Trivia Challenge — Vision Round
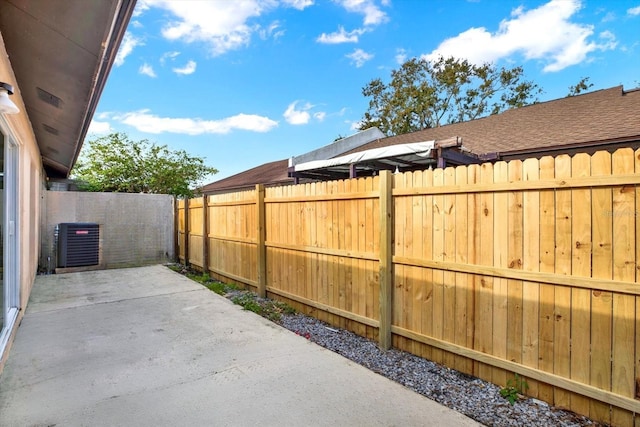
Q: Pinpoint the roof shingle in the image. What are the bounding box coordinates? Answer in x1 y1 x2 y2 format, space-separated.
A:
203 86 640 193
201 159 292 194
345 86 640 158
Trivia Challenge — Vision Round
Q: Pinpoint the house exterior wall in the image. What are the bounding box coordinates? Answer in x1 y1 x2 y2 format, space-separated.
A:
42 192 175 270
0 32 45 371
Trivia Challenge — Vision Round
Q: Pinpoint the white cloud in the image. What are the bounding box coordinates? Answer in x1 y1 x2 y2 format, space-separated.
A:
600 11 615 22
88 120 112 135
131 20 144 28
349 120 363 131
283 101 312 125
173 60 197 75
282 0 314 10
95 111 112 120
628 6 640 16
317 26 365 44
424 0 617 72
115 32 143 67
335 0 388 26
395 48 407 64
260 21 285 40
160 51 181 64
139 63 157 77
144 0 274 56
114 109 278 135
282 101 326 125
346 48 373 67
132 0 151 17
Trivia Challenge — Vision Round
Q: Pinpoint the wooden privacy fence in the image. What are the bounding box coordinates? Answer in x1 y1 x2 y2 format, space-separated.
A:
178 148 640 426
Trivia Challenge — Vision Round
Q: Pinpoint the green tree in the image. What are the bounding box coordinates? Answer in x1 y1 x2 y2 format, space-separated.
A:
359 56 542 136
72 132 217 197
567 77 593 96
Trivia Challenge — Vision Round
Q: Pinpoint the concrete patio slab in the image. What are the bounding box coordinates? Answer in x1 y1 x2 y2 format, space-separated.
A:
0 265 479 426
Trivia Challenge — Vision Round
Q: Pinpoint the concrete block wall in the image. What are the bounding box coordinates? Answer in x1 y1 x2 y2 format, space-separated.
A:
42 192 175 271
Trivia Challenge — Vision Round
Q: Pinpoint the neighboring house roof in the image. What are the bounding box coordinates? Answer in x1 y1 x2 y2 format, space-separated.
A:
204 85 640 191
201 159 293 194
345 86 640 160
0 0 136 178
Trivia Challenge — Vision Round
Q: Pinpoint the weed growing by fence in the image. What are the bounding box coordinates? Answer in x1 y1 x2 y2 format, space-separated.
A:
500 374 529 405
168 264 295 322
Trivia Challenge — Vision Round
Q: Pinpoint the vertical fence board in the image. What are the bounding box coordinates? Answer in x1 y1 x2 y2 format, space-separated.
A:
443 167 457 368
420 169 435 361
188 197 204 268
203 195 209 272
348 179 360 334
401 173 413 350
570 153 592 416
633 149 640 427
538 156 556 404
493 162 509 386
270 188 279 289
337 180 346 329
290 186 299 301
521 158 540 398
367 177 379 340
455 165 471 373
467 164 480 377
554 155 572 409
343 180 353 331
590 150 613 425
298 185 306 298
412 171 424 356
328 181 337 327
177 199 185 263
477 162 494 381
356 178 368 336
507 161 524 376
432 168 445 365
277 188 284 289
257 185 266 297
318 182 329 323
611 149 636 426
392 173 405 350
309 183 318 309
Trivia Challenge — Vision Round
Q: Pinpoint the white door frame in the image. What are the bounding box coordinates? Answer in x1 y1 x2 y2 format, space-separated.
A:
0 122 21 357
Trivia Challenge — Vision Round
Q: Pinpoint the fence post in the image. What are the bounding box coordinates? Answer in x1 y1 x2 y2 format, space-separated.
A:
202 195 209 274
379 170 393 350
173 196 179 263
257 184 267 298
184 197 190 266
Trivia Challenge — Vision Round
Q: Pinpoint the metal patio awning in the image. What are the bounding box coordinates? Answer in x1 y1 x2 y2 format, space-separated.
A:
289 137 480 180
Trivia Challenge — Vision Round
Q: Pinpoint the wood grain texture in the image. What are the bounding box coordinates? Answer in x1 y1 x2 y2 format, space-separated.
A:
184 148 640 425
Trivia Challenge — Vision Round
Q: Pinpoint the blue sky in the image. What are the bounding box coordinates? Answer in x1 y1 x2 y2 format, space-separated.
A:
87 0 640 183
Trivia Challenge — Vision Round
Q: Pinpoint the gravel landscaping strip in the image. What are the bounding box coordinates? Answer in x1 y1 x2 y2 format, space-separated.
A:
276 311 603 427
172 266 605 427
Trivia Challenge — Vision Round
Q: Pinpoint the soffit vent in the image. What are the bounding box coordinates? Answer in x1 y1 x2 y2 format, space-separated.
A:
46 146 60 154
43 124 59 135
36 87 62 108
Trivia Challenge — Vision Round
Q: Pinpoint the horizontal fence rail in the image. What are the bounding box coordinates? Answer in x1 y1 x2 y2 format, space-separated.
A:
177 148 640 427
